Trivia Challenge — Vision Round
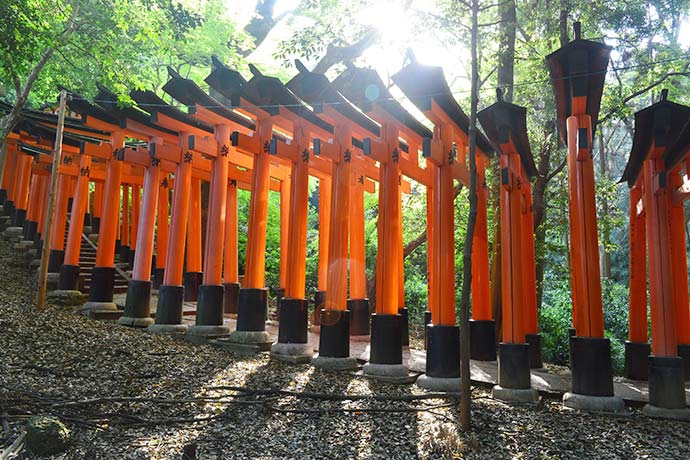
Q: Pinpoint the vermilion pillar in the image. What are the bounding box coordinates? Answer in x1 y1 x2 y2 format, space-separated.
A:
11 153 33 227
58 155 92 291
313 124 357 369
313 176 331 325
120 141 163 327
153 175 170 289
521 169 542 368
189 124 231 338
3 146 18 218
469 159 497 361
223 180 239 314
150 136 193 333
92 182 103 234
348 174 369 336
625 181 649 380
669 168 690 359
22 172 41 242
47 173 70 274
120 184 130 262
279 177 291 296
365 132 407 378
183 177 203 301
272 131 313 360
84 133 124 311
231 119 272 346
128 184 141 269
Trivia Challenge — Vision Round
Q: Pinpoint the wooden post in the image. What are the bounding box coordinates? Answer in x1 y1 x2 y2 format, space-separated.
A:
36 90 67 310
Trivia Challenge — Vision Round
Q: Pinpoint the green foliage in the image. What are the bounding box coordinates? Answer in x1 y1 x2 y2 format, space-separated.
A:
539 278 573 366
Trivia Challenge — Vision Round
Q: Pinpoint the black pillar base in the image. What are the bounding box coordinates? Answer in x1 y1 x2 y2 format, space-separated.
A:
115 239 121 253
399 307 409 346
498 342 531 389
237 288 268 331
123 280 153 319
526 333 544 368
155 284 184 324
0 189 6 205
318 309 350 358
424 311 432 350
223 282 240 314
347 298 370 336
67 197 74 214
470 319 497 361
678 344 690 381
152 268 165 290
370 313 403 365
624 341 650 381
278 298 309 344
183 271 203 301
119 245 130 263
84 212 92 228
425 325 461 378
127 249 136 270
313 290 326 325
12 208 26 227
92 217 101 234
196 284 225 326
58 264 80 291
47 249 65 273
4 200 14 217
570 336 614 396
34 237 42 253
649 355 687 409
23 220 37 241
275 287 285 321
88 267 115 303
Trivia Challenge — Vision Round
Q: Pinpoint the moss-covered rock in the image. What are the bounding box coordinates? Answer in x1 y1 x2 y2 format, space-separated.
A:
25 416 71 456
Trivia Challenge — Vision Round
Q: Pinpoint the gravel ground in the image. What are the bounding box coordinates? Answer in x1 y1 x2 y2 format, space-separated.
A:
0 240 689 459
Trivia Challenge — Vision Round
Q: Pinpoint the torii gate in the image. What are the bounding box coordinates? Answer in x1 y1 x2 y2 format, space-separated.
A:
331 64 433 378
286 60 383 369
546 22 624 412
620 90 690 420
393 54 494 391
479 89 539 403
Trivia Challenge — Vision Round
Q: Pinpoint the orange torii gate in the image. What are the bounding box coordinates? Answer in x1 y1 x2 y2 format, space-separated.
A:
620 90 690 420
393 54 494 390
331 64 432 377
546 22 624 412
285 60 383 369
204 61 345 355
478 89 540 402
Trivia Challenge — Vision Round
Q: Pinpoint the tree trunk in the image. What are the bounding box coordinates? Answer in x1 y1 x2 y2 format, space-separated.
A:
459 0 480 432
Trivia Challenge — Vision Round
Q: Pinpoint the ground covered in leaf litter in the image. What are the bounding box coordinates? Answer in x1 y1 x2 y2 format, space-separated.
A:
0 242 689 459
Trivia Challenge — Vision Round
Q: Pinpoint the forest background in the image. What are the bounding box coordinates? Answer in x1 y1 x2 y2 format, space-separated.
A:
3 0 690 373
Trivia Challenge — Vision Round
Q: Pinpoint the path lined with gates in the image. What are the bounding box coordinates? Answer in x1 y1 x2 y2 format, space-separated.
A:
1 21 690 420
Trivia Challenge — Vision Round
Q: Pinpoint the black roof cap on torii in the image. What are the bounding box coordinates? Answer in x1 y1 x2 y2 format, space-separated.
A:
331 64 432 140
391 52 494 157
620 89 690 187
61 87 121 127
545 22 612 144
478 88 537 178
236 64 334 135
204 55 248 107
286 60 381 138
95 85 178 138
162 67 254 131
129 89 215 134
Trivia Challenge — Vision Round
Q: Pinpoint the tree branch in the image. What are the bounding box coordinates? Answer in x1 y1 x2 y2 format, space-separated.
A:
312 27 381 74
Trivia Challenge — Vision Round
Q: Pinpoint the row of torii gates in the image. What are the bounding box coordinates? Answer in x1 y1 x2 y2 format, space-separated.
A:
1 24 689 419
